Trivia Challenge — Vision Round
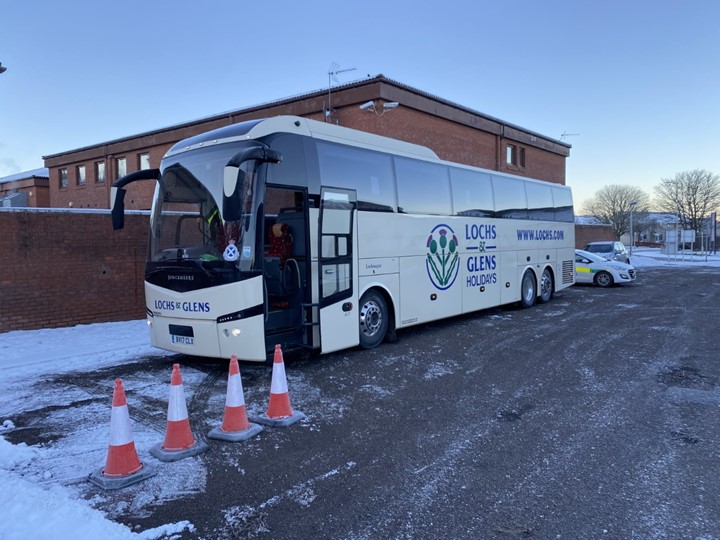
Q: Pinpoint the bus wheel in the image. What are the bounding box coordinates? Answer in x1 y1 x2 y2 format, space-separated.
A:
538 268 553 304
520 270 536 309
359 290 388 349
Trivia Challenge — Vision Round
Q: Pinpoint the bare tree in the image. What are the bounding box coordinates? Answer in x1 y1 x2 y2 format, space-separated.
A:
582 185 651 240
654 170 720 233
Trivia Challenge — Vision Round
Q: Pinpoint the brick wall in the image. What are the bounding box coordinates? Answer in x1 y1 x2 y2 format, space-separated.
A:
0 209 148 333
575 224 616 248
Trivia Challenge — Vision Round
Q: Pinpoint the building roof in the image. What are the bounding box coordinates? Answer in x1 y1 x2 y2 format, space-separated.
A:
43 75 571 160
0 168 49 185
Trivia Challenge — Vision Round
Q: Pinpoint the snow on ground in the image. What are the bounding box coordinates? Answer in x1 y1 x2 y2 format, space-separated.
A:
0 248 718 539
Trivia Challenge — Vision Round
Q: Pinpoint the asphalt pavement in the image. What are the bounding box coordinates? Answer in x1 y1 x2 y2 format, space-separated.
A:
8 266 720 539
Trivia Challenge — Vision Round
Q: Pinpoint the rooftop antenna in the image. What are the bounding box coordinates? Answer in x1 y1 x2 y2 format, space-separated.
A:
560 131 580 141
326 62 356 122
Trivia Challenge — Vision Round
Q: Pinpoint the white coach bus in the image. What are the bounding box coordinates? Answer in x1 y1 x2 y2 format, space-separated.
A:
111 115 575 361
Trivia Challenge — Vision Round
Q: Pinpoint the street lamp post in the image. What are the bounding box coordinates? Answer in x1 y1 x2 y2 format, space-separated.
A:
629 200 638 256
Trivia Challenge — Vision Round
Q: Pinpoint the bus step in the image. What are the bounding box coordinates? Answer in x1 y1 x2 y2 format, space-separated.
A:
301 303 320 327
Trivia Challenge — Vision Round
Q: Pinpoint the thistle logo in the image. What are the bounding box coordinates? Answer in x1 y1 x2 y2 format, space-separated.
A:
426 224 459 290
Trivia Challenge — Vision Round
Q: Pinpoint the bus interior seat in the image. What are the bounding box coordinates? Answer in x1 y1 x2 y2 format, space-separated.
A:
265 221 300 311
275 209 305 258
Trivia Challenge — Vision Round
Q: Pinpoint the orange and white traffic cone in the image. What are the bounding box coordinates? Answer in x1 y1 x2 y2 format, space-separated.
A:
150 363 209 462
89 379 155 490
208 355 263 442
251 345 306 427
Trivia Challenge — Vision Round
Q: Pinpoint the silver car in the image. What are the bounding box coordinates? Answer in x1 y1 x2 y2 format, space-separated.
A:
583 241 631 264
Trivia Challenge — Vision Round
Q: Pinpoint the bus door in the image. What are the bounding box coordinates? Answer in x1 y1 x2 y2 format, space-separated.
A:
263 186 308 351
318 187 359 354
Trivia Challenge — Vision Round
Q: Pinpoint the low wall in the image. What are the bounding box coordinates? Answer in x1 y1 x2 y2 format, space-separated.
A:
0 208 149 333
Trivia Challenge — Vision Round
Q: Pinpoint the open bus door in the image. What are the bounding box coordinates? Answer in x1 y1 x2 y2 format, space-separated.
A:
318 187 359 354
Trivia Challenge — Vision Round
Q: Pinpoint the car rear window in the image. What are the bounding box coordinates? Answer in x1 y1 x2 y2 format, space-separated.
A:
586 244 612 253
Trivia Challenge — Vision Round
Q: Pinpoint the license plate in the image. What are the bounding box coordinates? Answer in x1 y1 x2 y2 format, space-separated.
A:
171 335 194 345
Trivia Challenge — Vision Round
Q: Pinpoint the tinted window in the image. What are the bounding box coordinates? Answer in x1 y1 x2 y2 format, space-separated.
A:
317 141 395 212
552 186 574 222
450 168 494 217
266 134 308 188
492 175 527 219
525 182 554 221
395 157 451 215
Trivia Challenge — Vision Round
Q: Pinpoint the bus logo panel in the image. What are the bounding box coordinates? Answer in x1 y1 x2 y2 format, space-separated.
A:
426 224 459 291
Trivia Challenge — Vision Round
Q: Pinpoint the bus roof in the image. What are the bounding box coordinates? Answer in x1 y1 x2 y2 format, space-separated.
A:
164 115 439 160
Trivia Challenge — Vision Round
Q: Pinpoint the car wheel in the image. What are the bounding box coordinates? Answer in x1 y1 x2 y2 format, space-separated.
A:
594 271 614 288
520 270 536 308
359 290 388 349
538 268 553 304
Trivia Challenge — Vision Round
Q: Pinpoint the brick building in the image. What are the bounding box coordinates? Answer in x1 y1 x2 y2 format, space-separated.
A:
43 75 571 209
0 168 50 207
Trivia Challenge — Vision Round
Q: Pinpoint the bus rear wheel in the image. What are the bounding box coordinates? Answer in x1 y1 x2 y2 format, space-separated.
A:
359 290 388 349
538 268 553 304
520 270 536 309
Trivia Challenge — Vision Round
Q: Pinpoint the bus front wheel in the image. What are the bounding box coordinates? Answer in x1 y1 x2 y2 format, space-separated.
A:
520 270 536 309
359 290 388 349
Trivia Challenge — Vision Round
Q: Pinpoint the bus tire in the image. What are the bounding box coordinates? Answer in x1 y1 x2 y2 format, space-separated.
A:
359 290 388 349
538 267 553 304
520 270 536 309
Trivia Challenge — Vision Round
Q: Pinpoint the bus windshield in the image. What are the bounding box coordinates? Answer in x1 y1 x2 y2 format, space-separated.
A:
149 143 260 274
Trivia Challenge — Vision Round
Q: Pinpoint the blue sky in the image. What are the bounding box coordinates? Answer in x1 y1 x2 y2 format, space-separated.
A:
1 0 718 207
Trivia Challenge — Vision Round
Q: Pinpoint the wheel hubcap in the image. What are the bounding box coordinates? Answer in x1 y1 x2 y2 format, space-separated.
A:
541 273 551 296
523 277 534 302
360 302 382 336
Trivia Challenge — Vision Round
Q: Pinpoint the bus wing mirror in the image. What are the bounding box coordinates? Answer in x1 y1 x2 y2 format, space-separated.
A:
223 165 243 221
111 186 127 230
109 168 160 230
223 146 282 221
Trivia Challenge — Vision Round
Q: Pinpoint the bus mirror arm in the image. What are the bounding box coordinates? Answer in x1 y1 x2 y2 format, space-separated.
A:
110 168 161 230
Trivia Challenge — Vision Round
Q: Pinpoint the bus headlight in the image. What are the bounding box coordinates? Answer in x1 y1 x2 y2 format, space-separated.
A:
223 328 241 337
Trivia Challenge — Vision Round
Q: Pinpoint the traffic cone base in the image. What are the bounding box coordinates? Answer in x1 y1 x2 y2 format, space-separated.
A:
250 409 306 428
149 439 209 462
208 421 263 442
89 463 155 491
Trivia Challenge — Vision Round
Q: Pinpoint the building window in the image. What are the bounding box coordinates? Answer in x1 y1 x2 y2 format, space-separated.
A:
76 165 86 186
506 144 526 169
59 168 68 189
95 161 106 183
117 157 127 179
139 152 150 170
